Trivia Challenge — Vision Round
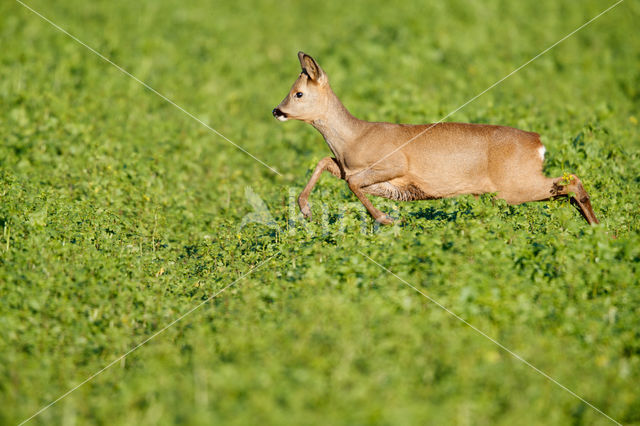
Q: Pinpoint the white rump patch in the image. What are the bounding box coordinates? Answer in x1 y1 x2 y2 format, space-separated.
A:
538 146 546 161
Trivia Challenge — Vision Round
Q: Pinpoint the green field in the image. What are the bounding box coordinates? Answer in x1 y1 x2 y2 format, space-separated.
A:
1 0 639 424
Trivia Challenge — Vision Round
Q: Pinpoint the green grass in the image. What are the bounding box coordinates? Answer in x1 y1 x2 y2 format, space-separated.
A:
1 0 639 424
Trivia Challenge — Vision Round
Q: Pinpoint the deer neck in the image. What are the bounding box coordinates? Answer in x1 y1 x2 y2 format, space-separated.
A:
311 90 362 161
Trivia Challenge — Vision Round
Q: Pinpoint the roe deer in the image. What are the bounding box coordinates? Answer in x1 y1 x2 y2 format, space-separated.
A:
272 52 599 225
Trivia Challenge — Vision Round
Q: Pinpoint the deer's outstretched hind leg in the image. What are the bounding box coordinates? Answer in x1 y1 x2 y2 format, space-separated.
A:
551 174 599 225
499 174 599 225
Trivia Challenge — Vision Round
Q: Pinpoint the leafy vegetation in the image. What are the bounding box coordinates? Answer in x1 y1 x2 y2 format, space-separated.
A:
1 0 639 424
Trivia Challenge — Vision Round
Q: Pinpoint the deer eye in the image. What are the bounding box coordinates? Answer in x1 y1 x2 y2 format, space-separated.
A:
295 92 303 98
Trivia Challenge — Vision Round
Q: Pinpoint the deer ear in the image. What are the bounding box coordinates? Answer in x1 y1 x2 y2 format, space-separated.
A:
298 51 327 85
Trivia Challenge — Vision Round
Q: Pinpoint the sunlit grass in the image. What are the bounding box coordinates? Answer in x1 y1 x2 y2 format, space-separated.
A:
1 0 639 424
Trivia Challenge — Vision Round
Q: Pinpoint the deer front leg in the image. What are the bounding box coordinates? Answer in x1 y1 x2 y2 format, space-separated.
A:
298 157 343 219
347 165 406 225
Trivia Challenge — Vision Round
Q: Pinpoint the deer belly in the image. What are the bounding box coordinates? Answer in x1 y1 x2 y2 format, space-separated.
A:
363 182 435 201
364 174 496 201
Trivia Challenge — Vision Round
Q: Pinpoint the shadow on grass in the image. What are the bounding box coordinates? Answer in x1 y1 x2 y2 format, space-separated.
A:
407 206 475 222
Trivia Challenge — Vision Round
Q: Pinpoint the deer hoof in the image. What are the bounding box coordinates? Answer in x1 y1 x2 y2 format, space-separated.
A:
300 204 312 219
376 214 395 225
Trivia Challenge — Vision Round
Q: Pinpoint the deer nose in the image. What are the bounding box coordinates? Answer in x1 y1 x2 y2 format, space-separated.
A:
272 108 286 118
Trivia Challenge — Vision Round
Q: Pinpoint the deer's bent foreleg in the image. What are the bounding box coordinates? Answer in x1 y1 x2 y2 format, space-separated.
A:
298 157 343 219
347 164 407 225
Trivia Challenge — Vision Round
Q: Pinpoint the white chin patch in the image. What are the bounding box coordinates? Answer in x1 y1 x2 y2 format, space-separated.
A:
277 115 288 122
538 146 546 161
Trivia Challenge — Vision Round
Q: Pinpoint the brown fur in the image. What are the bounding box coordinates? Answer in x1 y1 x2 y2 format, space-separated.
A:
273 52 599 225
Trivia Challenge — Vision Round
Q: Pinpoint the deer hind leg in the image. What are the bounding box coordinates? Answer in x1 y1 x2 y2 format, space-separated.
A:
551 174 599 225
298 157 343 219
499 174 599 225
